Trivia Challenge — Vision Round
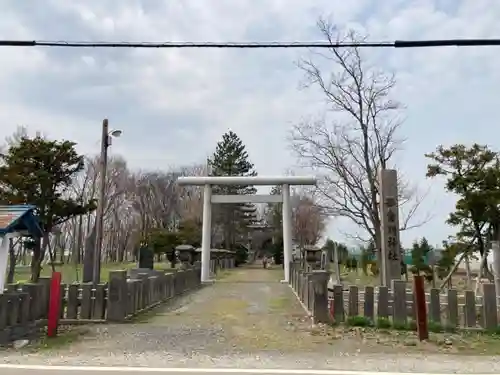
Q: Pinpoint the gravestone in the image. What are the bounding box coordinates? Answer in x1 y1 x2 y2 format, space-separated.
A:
138 244 154 270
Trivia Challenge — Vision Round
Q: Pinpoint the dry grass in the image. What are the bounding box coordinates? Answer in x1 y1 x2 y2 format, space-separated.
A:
13 261 174 284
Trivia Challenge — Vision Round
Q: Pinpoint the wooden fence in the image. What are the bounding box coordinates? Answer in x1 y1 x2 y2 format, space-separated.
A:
289 262 331 323
328 281 500 330
0 257 232 345
289 260 500 331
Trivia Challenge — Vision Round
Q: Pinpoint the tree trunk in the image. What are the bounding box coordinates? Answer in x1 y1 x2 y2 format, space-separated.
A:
30 234 48 282
474 250 489 295
118 244 125 262
373 224 383 285
21 243 27 265
59 235 65 264
7 238 16 284
76 214 84 263
464 254 472 289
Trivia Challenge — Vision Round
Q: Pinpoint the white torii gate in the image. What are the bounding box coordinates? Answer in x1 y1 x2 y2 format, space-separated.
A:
177 176 317 283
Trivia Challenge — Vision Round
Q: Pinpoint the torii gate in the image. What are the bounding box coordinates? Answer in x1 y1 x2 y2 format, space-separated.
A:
177 176 317 283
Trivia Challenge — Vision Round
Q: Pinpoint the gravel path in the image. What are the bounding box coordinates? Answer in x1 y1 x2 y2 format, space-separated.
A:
1 265 499 373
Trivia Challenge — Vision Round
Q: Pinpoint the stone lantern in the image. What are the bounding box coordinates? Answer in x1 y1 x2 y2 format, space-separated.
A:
175 244 196 266
302 245 322 271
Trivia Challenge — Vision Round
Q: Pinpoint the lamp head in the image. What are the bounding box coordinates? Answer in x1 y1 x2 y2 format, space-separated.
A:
110 129 122 137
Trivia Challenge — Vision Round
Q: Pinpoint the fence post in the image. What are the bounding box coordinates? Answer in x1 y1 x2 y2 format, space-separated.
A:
291 262 297 291
482 283 498 330
413 275 428 341
80 283 93 319
297 269 304 297
332 284 344 323
0 294 9 344
348 285 359 317
363 286 375 321
464 290 476 328
107 270 128 322
22 284 38 321
391 280 407 326
38 277 51 319
92 284 106 320
311 270 330 323
429 288 441 324
194 261 201 286
446 289 458 327
47 272 62 337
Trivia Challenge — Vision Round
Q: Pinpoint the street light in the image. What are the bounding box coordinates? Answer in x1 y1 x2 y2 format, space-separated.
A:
109 129 122 138
92 119 123 285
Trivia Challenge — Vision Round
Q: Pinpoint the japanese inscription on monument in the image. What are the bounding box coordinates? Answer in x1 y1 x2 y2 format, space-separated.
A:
385 198 399 261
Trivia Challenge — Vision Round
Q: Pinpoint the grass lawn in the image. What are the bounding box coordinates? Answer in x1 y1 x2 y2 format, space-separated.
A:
12 261 174 284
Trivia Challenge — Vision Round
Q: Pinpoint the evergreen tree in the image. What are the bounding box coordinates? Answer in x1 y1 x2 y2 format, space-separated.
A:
264 185 284 263
0 135 95 281
208 131 257 252
410 237 434 283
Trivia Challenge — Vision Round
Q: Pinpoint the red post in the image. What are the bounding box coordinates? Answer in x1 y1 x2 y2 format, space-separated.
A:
47 271 62 338
413 275 429 341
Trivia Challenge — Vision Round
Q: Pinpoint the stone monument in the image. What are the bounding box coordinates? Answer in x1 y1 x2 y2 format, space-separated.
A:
378 169 402 287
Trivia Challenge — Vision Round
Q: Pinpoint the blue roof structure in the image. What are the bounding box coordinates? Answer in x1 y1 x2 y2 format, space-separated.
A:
0 205 43 237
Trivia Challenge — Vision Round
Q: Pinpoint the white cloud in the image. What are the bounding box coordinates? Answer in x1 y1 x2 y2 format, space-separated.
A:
1 0 499 246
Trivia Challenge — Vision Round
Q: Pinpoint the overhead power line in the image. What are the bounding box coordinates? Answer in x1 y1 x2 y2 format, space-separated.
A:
0 39 499 49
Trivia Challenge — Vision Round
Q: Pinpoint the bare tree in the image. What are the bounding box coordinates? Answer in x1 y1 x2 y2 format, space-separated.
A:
292 193 326 247
264 186 326 247
66 159 201 271
177 164 206 223
290 19 426 254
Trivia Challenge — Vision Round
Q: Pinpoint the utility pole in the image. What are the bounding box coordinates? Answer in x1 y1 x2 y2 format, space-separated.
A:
92 119 110 285
491 224 500 304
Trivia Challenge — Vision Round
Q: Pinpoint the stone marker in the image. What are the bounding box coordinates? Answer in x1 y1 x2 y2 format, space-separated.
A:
378 169 402 287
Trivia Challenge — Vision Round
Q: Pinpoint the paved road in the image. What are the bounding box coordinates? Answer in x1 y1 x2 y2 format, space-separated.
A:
0 364 490 375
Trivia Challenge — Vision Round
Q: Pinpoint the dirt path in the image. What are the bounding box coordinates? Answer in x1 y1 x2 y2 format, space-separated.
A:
16 266 328 357
75 265 326 356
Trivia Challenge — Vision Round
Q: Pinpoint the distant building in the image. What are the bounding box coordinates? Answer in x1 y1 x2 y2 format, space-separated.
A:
456 251 494 272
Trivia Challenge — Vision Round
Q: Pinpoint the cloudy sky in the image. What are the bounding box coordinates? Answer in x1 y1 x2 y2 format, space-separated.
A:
1 0 499 247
